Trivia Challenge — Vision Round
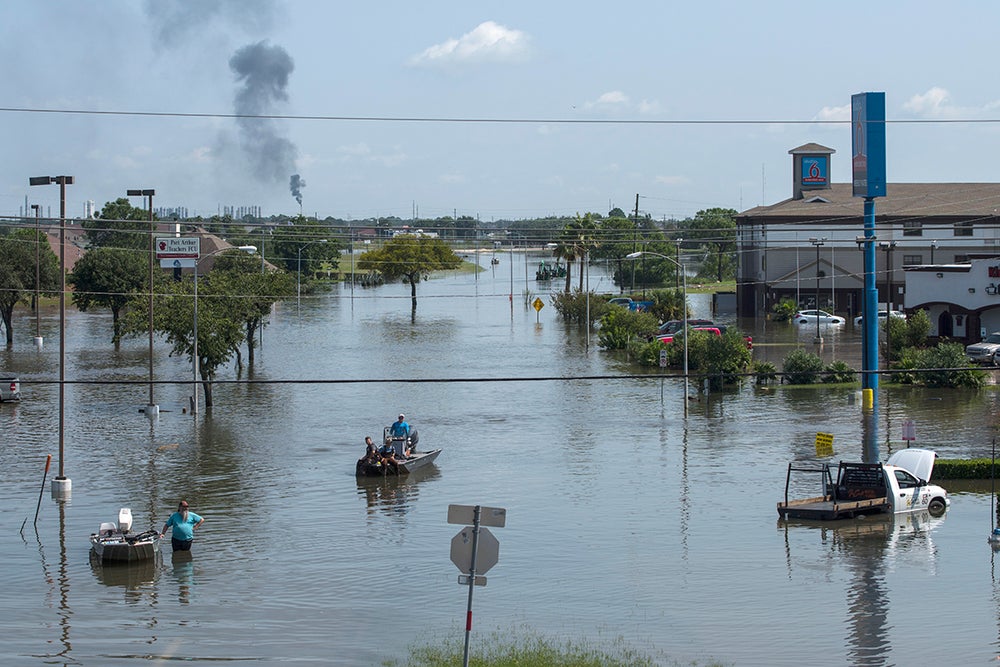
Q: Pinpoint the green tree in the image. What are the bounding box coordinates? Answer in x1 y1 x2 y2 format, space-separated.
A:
268 216 341 276
356 234 462 309
210 252 295 366
679 208 737 282
83 198 155 249
69 246 148 343
0 228 60 345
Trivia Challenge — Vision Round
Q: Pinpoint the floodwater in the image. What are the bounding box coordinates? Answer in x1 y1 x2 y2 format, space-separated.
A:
2 250 1000 666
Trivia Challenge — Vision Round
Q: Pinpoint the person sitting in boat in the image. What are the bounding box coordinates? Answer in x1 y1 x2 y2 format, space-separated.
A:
360 436 379 464
379 438 400 470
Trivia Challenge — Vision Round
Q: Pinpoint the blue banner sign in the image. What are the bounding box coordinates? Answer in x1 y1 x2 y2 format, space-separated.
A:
801 156 829 187
852 92 886 198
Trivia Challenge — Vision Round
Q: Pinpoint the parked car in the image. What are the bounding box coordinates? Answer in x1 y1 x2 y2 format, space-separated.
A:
966 332 1000 365
657 318 715 335
608 297 633 307
793 310 845 326
0 376 21 402
853 310 906 327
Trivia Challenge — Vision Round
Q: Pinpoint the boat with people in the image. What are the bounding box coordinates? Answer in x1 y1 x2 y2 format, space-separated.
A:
89 508 161 563
355 423 441 477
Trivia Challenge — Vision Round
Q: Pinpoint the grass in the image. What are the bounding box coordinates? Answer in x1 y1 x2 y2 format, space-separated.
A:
381 627 729 667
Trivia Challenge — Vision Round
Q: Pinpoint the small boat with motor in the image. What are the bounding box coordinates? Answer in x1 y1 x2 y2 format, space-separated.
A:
89 508 161 563
356 425 441 477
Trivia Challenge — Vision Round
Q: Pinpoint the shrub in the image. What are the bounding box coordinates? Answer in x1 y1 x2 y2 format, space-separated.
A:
782 349 825 384
551 290 610 325
822 360 856 384
770 298 798 322
597 306 660 350
752 359 777 384
893 342 987 388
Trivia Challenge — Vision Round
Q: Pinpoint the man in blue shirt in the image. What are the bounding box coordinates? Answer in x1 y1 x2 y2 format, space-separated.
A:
390 414 410 438
160 500 204 552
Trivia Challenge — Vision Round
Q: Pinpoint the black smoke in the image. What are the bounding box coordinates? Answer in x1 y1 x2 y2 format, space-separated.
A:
290 174 305 206
229 41 299 189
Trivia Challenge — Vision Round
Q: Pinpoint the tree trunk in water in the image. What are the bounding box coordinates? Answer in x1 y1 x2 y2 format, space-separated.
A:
409 277 418 309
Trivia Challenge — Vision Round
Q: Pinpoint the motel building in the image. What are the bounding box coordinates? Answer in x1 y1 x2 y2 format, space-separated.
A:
736 143 1000 343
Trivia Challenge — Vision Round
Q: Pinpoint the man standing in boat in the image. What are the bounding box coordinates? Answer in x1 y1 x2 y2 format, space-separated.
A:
390 413 413 456
160 500 204 552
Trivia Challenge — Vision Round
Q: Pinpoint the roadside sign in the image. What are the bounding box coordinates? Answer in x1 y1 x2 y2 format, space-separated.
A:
155 236 200 259
450 526 499 574
448 504 506 527
815 432 834 457
659 349 668 368
902 420 916 441
160 258 195 269
532 297 544 312
458 575 487 587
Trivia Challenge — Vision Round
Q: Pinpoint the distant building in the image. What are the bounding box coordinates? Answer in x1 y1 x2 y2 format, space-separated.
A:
736 142 1000 342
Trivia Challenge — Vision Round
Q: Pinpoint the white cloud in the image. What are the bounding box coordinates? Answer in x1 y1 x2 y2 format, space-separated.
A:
902 87 968 118
814 104 850 122
585 90 629 109
409 21 530 67
338 142 372 157
188 146 212 163
637 99 661 114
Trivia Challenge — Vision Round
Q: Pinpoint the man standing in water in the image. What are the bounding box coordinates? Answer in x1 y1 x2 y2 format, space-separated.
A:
161 500 204 552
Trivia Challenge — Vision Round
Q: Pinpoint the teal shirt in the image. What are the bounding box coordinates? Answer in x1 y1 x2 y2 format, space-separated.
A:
164 511 202 541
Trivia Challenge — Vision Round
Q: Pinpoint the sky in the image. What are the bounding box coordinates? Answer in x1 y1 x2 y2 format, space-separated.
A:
4 1 1000 224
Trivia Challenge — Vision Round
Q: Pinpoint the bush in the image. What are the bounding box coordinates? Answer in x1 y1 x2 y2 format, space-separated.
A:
893 342 987 388
770 298 798 322
934 458 998 480
782 349 825 384
597 306 660 350
701 329 753 389
752 360 777 384
551 290 610 325
822 360 856 384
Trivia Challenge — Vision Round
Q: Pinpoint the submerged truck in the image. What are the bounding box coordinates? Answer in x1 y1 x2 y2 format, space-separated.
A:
777 448 949 520
0 376 19 402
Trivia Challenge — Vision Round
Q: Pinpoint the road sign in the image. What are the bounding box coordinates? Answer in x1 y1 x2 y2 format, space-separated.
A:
155 236 200 259
458 574 487 586
451 526 499 574
532 297 544 312
814 432 834 457
448 504 506 527
902 420 916 441
659 349 668 368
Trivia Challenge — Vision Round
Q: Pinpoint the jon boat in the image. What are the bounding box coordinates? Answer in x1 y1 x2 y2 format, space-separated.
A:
89 508 161 563
356 426 441 477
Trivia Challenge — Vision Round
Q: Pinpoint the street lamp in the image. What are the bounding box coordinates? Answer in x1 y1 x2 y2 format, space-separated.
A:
809 238 826 345
126 188 157 417
297 239 328 309
30 203 42 347
29 175 73 499
626 250 688 417
192 245 257 415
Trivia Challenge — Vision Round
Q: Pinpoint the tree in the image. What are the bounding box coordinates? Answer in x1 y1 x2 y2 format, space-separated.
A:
0 228 60 346
83 198 155 249
69 247 148 343
356 235 462 309
211 252 295 366
679 208 737 282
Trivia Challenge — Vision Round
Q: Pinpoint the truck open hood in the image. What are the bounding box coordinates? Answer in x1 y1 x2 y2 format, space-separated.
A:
886 448 937 482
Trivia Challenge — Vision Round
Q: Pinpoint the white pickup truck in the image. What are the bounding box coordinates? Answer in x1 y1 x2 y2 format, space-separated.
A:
778 448 950 520
0 376 20 402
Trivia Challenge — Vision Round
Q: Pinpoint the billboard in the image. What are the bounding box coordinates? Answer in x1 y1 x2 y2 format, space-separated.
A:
851 92 886 198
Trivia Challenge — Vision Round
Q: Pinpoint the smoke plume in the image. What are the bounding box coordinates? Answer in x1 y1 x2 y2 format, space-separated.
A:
290 174 306 206
229 41 299 187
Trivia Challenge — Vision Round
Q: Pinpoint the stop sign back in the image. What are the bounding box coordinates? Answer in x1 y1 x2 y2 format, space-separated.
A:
450 526 499 575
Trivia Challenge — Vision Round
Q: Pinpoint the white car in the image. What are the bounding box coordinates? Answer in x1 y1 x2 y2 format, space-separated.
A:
966 332 1000 365
793 309 845 326
853 310 906 327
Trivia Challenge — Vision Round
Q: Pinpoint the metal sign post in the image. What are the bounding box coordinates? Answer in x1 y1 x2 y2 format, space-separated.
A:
448 504 506 667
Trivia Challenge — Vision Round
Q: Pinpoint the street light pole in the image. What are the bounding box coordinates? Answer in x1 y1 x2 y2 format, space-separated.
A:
297 239 328 310
29 175 73 499
626 251 688 417
880 240 897 364
127 188 157 417
192 245 257 415
809 238 826 345
30 204 42 347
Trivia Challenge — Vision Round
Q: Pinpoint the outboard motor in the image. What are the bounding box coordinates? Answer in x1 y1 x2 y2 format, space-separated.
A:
409 429 419 448
117 508 133 533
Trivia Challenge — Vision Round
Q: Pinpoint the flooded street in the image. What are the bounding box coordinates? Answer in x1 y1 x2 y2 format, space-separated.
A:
2 250 1000 666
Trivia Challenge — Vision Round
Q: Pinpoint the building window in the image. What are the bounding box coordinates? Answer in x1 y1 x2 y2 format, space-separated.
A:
954 254 969 263
954 221 974 236
902 254 922 266
903 220 923 236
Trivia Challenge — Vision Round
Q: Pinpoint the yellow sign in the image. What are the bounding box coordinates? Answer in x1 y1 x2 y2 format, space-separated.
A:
814 432 834 457
532 297 544 312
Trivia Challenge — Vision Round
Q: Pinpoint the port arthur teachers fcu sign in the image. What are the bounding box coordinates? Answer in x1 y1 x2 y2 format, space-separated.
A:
156 237 200 268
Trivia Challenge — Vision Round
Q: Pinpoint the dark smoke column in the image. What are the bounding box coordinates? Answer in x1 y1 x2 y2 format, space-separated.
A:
229 41 300 191
290 173 306 210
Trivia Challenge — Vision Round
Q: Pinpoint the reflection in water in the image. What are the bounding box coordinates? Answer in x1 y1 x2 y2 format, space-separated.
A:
356 465 441 520
170 551 195 605
90 552 160 604
781 511 945 666
55 501 71 662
